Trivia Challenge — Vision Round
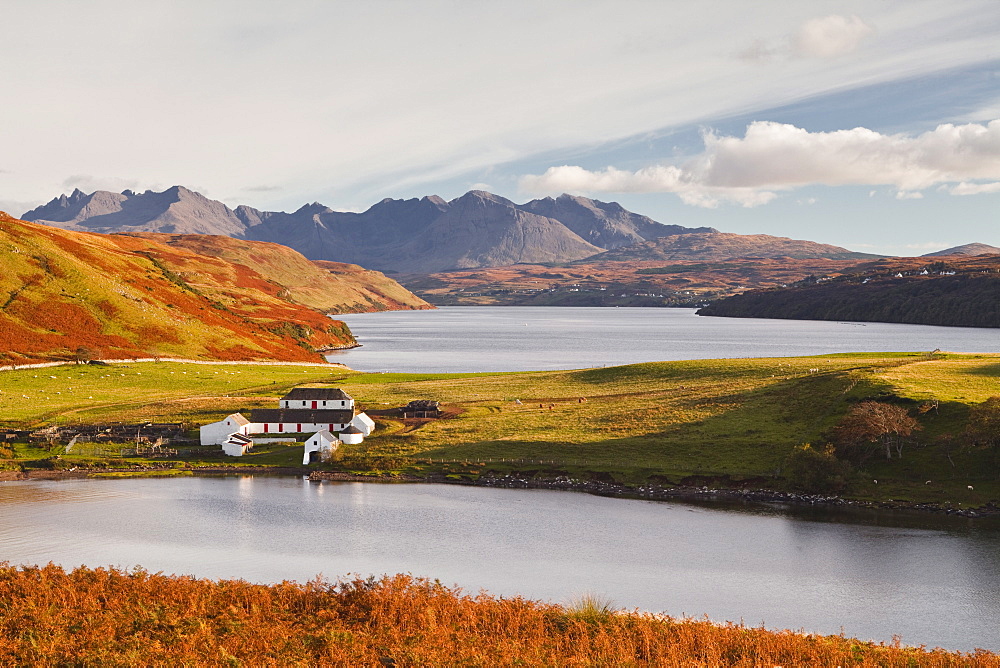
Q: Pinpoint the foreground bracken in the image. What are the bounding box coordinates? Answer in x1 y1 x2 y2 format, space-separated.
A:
0 564 993 666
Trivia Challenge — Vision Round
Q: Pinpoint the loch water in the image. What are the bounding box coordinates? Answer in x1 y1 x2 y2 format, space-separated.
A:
327 306 1000 372
0 477 997 652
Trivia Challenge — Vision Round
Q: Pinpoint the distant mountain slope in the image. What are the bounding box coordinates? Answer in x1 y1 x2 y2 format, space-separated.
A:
126 234 431 313
698 256 1000 328
923 242 1000 257
521 193 715 249
23 186 247 236
0 212 408 363
383 191 605 272
24 187 714 273
585 232 877 262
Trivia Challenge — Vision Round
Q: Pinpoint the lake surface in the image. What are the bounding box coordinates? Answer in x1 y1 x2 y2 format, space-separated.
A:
328 307 1000 372
0 477 997 651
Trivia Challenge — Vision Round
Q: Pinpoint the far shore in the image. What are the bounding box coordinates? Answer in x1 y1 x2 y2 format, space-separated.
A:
0 357 354 373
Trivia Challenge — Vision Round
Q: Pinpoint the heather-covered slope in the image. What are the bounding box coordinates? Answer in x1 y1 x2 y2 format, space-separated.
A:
0 213 359 363
126 233 431 313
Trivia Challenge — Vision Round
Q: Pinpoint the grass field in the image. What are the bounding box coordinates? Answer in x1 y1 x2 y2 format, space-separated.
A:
2 353 998 504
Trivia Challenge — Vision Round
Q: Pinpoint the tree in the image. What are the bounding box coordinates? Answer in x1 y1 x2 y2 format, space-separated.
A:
74 346 96 364
833 401 920 461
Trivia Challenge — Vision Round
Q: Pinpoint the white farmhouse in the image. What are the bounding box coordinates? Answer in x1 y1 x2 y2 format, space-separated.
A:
303 430 340 465
280 387 353 410
200 387 375 457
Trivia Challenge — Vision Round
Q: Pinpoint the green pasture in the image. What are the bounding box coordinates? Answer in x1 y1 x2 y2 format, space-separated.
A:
1 353 998 504
0 362 359 426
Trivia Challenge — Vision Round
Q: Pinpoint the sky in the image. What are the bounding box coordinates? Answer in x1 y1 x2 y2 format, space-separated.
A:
2 0 998 255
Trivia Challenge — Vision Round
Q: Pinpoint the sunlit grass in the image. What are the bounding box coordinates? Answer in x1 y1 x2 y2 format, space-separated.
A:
0 361 359 426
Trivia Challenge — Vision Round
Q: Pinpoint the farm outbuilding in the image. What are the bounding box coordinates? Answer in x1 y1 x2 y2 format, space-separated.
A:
402 400 441 418
303 430 340 464
222 432 254 457
200 413 251 446
338 424 363 445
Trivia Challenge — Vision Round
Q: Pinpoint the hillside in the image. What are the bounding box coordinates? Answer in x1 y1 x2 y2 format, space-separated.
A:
400 257 870 306
24 187 715 273
587 232 876 262
398 230 876 306
0 212 415 363
923 242 1000 257
697 256 1000 328
126 234 431 314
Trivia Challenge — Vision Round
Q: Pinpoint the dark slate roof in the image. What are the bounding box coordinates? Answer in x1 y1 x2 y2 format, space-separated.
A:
340 425 363 434
282 387 353 402
250 409 354 424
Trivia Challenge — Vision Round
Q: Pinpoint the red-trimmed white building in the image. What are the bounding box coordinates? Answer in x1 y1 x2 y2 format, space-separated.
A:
200 388 374 451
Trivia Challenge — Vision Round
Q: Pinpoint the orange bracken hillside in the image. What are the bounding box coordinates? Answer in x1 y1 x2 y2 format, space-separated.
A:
0 566 992 666
128 234 432 314
0 212 422 364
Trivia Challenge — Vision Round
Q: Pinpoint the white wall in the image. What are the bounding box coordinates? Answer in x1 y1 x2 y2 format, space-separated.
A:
351 412 375 436
200 415 248 445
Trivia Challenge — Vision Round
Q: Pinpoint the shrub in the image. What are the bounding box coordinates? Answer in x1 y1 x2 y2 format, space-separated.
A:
785 444 850 493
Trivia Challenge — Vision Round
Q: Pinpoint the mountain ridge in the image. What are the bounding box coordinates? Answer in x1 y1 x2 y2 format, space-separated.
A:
23 187 717 273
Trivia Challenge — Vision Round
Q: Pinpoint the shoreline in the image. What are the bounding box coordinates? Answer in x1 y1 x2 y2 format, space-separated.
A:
4 466 996 519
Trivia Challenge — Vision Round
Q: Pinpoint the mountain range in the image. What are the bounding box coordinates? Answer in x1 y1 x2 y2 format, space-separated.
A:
23 187 718 273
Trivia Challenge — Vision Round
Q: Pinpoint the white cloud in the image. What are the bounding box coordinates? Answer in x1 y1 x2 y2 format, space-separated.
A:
0 2 997 212
520 120 1000 207
949 181 1000 195
792 15 874 58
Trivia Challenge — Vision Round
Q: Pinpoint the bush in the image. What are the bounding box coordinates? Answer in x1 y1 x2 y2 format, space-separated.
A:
785 444 850 494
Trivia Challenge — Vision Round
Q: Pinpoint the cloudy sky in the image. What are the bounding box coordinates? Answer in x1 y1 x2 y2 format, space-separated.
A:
2 0 998 255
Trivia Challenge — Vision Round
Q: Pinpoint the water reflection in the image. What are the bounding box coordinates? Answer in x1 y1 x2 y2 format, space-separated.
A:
0 476 996 652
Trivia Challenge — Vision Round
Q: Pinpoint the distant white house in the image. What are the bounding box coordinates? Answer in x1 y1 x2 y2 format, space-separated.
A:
303 430 340 465
200 387 375 457
222 432 254 457
280 387 353 410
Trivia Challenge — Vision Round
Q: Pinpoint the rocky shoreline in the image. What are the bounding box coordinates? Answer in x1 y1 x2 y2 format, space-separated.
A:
4 467 996 518
312 470 999 519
